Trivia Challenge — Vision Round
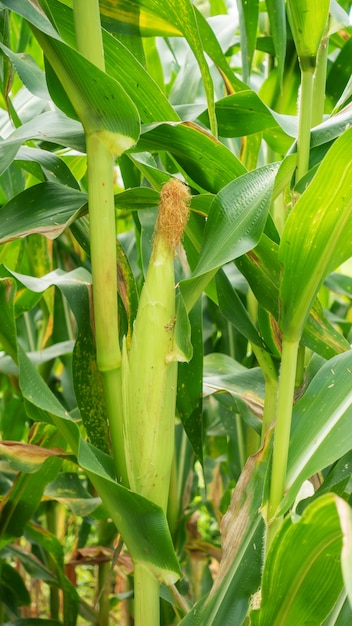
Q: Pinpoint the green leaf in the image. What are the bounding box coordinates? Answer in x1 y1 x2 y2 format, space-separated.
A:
5 544 57 584
0 563 30 611
336 498 352 611
180 163 280 312
0 424 64 547
279 128 352 342
138 121 246 193
15 146 80 188
0 110 85 176
193 163 279 277
280 350 352 514
98 0 246 97
0 440 65 475
216 267 266 349
7 0 140 152
44 0 179 124
236 0 259 82
0 0 60 39
203 353 264 426
236 235 350 359
266 0 286 87
286 0 330 66
44 472 101 517
33 30 140 154
0 43 50 100
25 522 79 626
180 433 272 625
0 182 87 244
198 91 280 137
250 494 344 625
99 0 182 36
177 300 203 463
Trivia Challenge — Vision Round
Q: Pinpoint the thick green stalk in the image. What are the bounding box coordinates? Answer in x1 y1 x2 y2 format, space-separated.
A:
85 133 120 372
134 564 160 626
98 561 110 626
267 338 299 543
72 1 127 483
73 0 105 69
296 65 315 182
251 344 278 442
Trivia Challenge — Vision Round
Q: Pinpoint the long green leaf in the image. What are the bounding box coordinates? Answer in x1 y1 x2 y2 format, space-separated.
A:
250 494 344 625
5 0 140 153
180 164 279 311
15 146 80 189
0 110 85 177
0 43 50 101
265 0 286 87
0 182 87 244
236 235 350 359
203 353 264 427
336 498 352 611
279 128 352 341
25 523 79 626
138 121 246 193
33 30 140 153
236 0 259 82
193 163 279 278
46 0 179 124
280 350 352 514
216 268 266 349
177 300 204 463
98 0 246 95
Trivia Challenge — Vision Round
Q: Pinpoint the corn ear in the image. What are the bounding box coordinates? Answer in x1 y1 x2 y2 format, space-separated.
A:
122 179 190 511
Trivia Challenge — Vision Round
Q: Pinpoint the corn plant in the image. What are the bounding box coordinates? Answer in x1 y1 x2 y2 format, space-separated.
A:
0 0 352 624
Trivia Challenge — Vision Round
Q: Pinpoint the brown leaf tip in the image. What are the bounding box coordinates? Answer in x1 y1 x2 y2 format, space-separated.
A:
156 179 191 251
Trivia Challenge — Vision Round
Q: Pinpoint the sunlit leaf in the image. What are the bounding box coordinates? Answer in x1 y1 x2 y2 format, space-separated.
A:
138 121 246 193
280 128 352 341
5 0 140 154
336 498 352 611
0 182 87 244
44 0 179 124
0 110 85 176
203 353 264 424
0 43 50 101
280 350 352 514
251 494 344 625
266 0 286 87
236 0 259 81
193 163 279 278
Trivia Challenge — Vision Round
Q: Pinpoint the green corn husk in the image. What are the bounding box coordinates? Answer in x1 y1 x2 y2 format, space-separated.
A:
121 179 190 511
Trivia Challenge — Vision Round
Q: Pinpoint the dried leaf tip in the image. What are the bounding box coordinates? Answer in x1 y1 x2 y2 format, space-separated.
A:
156 179 191 251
